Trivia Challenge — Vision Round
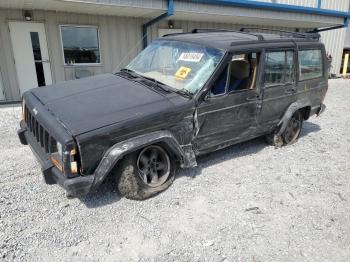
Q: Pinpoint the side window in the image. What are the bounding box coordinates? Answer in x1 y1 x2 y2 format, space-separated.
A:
210 65 229 96
227 52 260 92
210 52 260 96
265 52 284 86
285 51 295 83
264 50 295 87
299 49 323 80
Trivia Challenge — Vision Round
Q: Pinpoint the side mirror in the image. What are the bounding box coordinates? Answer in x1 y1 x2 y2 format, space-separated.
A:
199 91 210 102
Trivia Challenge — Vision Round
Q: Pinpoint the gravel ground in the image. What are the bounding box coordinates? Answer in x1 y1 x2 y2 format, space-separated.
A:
1 79 350 262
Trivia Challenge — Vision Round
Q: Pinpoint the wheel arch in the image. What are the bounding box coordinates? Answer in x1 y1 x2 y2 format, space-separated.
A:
90 131 196 190
299 106 311 120
277 100 310 136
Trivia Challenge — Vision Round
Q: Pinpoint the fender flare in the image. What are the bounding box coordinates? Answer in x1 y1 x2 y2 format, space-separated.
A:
276 100 311 136
91 130 196 189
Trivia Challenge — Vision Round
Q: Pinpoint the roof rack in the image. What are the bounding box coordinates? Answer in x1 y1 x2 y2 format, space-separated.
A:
240 27 320 40
191 28 264 40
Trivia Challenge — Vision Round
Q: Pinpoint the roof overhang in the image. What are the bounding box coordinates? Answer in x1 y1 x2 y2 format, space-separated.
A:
0 0 165 18
0 0 348 28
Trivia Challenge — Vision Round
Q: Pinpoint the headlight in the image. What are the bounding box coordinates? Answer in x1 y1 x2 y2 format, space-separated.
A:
50 142 79 175
57 142 63 158
21 99 26 121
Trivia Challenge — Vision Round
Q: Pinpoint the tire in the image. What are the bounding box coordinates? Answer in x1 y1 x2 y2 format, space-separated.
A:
115 145 176 200
282 110 303 145
265 110 303 147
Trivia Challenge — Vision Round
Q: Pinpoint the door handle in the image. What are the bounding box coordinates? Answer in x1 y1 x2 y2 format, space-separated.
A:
285 88 296 94
34 59 50 63
246 95 260 101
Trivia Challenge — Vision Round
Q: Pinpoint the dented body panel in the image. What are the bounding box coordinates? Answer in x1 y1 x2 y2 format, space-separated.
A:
18 31 328 197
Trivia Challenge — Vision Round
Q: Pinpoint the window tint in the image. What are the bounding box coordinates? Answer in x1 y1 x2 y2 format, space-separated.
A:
211 65 228 96
264 51 295 86
210 52 260 96
285 51 295 83
227 52 259 92
60 26 100 65
299 49 323 80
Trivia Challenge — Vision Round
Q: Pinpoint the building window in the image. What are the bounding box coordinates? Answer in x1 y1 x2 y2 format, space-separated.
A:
264 50 295 86
299 49 323 80
60 25 101 65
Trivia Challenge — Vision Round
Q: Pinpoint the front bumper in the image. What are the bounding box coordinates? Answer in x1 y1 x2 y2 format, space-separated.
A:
317 104 326 116
17 121 94 197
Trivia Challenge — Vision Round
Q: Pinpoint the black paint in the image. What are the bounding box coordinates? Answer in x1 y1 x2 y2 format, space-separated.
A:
19 31 328 197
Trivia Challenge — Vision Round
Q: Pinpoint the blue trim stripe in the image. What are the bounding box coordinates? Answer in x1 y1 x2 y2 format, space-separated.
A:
143 0 349 48
192 0 350 18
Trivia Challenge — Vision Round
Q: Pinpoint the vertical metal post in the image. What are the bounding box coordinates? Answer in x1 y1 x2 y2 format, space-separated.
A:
142 0 174 49
342 53 349 78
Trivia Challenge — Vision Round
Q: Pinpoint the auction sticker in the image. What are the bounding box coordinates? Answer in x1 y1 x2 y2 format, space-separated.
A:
175 66 192 80
179 52 204 62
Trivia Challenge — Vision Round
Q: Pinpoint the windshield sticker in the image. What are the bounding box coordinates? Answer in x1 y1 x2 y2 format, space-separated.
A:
178 52 204 63
175 66 192 80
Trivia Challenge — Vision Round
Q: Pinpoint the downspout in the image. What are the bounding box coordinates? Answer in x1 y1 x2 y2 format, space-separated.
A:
142 0 174 49
317 0 322 9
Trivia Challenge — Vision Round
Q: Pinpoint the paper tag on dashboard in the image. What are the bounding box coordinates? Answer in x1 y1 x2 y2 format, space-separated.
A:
175 66 192 80
179 52 204 62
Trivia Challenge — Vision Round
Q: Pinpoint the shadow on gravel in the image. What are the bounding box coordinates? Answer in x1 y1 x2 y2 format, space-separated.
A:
79 176 121 208
79 121 321 208
300 121 321 138
177 137 267 179
178 121 321 179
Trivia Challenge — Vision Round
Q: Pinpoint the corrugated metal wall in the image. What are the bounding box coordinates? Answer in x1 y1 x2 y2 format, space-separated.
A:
0 1 348 100
321 0 349 12
256 0 315 7
0 9 144 100
321 28 347 75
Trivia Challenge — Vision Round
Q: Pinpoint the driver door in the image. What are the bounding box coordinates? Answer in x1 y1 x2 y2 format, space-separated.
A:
194 51 262 153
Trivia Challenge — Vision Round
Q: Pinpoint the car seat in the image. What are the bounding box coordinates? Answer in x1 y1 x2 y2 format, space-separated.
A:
228 60 250 92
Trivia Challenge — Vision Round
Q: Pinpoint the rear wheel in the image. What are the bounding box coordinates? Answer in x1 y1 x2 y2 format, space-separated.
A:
265 110 303 147
116 145 176 200
282 111 303 145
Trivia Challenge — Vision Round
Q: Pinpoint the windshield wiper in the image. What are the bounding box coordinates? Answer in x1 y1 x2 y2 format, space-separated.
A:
120 69 191 97
175 89 193 99
119 68 138 77
135 74 171 93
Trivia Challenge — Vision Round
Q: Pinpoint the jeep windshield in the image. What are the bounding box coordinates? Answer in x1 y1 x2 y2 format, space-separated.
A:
124 40 224 95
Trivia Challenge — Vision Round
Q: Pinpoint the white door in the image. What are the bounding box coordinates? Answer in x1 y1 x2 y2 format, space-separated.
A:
9 22 52 95
0 71 4 100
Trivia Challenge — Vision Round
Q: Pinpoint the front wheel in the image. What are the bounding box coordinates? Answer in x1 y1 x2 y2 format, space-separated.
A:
115 145 176 200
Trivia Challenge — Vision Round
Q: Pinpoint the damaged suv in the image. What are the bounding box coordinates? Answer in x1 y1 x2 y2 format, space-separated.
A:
18 29 327 200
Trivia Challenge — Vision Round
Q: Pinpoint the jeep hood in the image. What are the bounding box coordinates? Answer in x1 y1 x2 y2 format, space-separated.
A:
30 74 176 136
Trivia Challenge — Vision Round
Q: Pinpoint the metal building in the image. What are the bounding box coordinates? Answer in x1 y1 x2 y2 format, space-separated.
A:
0 0 349 103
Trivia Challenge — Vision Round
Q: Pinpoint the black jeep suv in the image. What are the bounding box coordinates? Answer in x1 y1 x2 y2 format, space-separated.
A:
18 29 327 200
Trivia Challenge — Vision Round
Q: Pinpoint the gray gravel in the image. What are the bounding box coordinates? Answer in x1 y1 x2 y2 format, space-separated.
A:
1 79 350 261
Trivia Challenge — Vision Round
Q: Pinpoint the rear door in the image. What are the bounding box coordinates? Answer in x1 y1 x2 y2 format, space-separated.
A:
260 49 297 128
296 46 327 111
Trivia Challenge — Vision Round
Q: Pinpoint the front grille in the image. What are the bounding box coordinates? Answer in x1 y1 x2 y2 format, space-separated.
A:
24 105 57 154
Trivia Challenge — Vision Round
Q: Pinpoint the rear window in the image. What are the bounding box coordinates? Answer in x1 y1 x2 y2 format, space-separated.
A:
264 50 295 87
298 49 323 80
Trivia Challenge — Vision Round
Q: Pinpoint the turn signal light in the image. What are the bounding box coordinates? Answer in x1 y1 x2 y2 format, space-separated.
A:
70 149 78 174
